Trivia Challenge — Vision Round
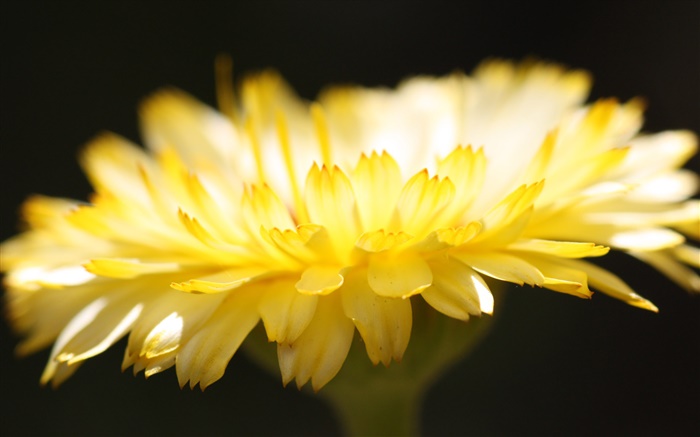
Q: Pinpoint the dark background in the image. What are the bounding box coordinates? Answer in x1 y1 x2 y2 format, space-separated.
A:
1 1 699 436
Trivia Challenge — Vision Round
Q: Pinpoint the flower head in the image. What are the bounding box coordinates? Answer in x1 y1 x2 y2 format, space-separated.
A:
2 58 698 391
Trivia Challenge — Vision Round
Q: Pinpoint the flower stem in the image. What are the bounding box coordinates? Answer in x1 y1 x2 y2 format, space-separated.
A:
322 299 496 436
324 373 423 437
243 293 501 436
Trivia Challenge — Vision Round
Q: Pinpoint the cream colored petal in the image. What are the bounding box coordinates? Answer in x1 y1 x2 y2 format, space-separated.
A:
144 353 177 378
5 265 96 290
8 281 109 356
125 291 224 366
175 290 260 390
627 170 699 203
673 245 700 269
341 270 412 366
422 258 486 320
464 61 592 214
277 292 354 391
632 250 700 293
367 252 433 298
608 228 685 251
60 303 143 365
579 200 700 228
295 265 344 295
48 361 83 389
258 278 318 343
79 133 154 203
616 130 697 181
140 89 240 168
452 251 544 286
41 297 109 385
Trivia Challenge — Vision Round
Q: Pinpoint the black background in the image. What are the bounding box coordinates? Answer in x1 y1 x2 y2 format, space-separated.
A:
1 1 699 436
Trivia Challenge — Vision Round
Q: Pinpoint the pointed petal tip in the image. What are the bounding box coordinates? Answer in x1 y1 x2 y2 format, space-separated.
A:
632 299 659 313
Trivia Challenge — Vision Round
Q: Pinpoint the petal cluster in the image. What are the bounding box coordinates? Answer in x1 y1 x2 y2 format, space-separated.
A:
2 59 697 391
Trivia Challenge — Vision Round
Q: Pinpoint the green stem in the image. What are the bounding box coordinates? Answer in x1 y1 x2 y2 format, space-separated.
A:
325 375 422 437
321 299 496 436
243 288 503 436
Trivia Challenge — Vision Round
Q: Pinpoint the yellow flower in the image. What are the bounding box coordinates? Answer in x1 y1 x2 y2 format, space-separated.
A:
2 59 697 391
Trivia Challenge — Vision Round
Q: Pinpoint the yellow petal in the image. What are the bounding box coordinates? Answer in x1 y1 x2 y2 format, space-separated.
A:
19 195 82 229
478 182 544 236
562 259 658 312
435 146 487 222
242 184 296 232
509 239 609 258
277 292 354 391
295 265 344 295
258 278 318 343
523 255 592 298
541 147 630 205
355 229 413 253
305 164 361 252
341 270 412 366
452 251 544 286
266 224 333 265
84 258 180 279
522 130 557 183
422 258 487 320
171 268 266 294
352 151 403 230
367 252 433 298
176 290 260 390
125 291 223 367
395 170 455 235
410 222 482 252
141 312 183 359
